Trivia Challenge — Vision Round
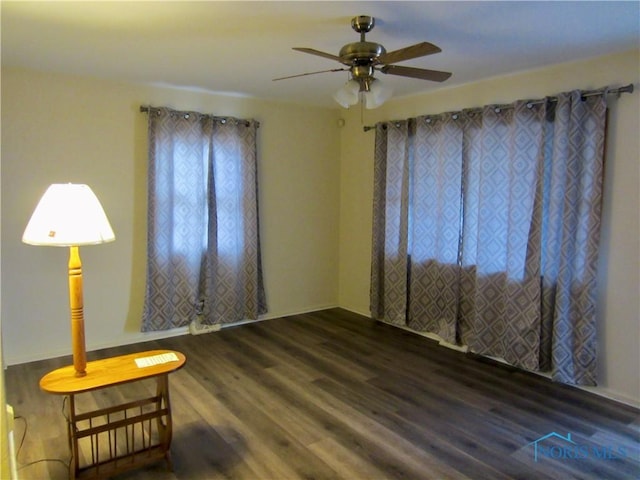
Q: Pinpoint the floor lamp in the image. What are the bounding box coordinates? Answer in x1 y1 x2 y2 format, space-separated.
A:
22 184 115 377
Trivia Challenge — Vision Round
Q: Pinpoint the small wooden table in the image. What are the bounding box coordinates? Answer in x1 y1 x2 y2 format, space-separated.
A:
40 349 186 480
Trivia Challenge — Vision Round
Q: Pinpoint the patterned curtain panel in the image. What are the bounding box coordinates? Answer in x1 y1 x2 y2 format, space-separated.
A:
408 114 464 343
458 101 546 371
142 107 266 331
200 119 267 325
370 91 606 385
370 121 411 326
540 92 606 385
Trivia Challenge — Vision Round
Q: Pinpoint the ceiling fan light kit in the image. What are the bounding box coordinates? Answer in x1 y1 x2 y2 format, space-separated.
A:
364 78 393 109
333 79 360 108
333 76 393 109
275 15 452 109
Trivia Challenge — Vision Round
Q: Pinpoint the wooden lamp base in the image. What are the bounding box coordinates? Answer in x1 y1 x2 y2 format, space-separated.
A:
68 245 87 377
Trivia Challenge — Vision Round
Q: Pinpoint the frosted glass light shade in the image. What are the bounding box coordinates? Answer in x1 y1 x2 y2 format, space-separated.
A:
22 184 115 246
364 79 393 109
333 79 360 108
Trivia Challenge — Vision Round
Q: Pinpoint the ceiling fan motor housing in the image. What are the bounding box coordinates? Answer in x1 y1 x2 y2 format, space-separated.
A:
340 15 385 66
339 42 386 66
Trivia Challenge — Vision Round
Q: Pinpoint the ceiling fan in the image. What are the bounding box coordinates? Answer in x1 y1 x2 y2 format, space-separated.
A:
274 15 452 109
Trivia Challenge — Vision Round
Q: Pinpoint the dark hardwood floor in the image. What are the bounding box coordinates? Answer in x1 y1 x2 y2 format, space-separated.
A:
6 308 639 479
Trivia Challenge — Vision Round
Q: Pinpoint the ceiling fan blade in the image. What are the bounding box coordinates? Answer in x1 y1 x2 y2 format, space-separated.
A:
377 42 441 65
273 68 347 81
292 47 342 63
380 64 452 82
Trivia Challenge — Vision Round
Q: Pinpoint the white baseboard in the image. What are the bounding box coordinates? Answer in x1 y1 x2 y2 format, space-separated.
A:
5 305 340 366
335 306 640 409
5 327 189 366
8 304 638 409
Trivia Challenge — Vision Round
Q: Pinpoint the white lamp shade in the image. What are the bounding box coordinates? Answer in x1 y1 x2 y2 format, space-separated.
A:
22 184 115 246
333 79 360 108
364 79 393 109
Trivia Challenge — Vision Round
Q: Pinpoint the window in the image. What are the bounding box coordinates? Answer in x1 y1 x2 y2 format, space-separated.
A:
141 107 266 331
371 91 607 385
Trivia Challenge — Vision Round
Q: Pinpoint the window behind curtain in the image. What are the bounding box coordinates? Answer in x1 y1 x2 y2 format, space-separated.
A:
371 91 606 385
141 107 266 332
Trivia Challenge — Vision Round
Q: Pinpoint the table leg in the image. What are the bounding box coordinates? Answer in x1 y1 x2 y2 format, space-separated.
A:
67 394 79 480
156 374 173 471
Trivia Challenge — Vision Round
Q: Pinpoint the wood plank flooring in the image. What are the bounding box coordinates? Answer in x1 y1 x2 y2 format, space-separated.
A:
5 308 639 479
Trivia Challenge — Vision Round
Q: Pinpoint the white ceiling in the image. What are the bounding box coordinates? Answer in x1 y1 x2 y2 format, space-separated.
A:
2 1 639 108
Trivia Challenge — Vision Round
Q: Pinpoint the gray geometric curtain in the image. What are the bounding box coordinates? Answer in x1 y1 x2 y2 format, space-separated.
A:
408 114 464 343
370 91 606 385
458 100 546 372
142 107 266 331
370 121 411 327
540 92 606 385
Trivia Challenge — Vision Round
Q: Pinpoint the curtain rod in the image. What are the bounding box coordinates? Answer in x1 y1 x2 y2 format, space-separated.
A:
140 105 260 128
362 83 634 132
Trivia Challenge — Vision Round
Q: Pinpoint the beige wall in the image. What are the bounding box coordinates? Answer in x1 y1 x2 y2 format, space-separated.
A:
1 154 11 480
338 49 640 406
2 49 638 408
1 68 341 364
